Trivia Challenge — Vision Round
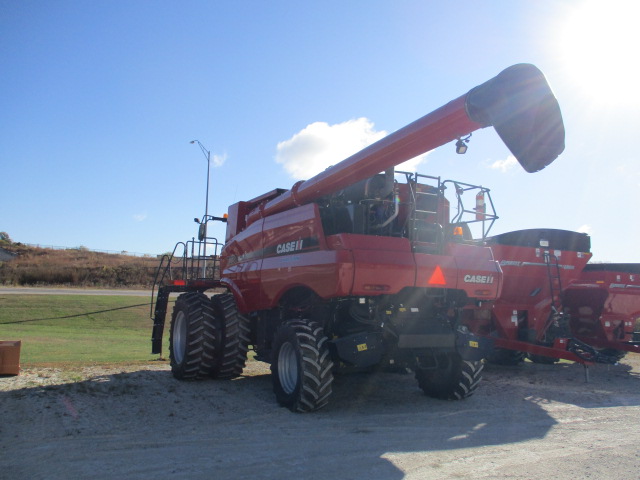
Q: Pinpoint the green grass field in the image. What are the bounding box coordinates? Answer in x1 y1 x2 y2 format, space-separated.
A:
0 295 172 366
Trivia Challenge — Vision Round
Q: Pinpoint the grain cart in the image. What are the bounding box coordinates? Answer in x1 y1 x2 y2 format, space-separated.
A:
455 225 635 367
563 264 640 360
415 184 618 367
151 64 565 412
462 228 620 366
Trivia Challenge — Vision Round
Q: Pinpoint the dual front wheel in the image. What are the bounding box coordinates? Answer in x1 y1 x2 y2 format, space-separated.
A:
169 292 249 380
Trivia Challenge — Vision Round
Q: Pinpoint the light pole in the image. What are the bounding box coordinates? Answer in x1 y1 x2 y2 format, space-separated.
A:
190 140 211 224
190 140 211 277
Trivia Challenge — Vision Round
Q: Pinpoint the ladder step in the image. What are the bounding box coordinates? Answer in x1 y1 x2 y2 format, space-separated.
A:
545 252 563 313
414 210 438 214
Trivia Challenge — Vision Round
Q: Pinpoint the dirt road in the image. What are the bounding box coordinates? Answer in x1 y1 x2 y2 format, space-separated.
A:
2 357 640 479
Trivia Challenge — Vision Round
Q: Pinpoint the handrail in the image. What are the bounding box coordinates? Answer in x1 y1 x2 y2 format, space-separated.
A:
149 242 187 318
149 237 224 318
442 179 499 239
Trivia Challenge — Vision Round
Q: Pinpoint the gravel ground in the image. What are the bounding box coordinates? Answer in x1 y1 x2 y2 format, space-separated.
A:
2 356 640 479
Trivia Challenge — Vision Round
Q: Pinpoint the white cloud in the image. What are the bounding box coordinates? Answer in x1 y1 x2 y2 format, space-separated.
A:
577 224 593 235
211 153 227 167
133 213 147 222
396 154 429 173
489 155 518 173
275 118 428 179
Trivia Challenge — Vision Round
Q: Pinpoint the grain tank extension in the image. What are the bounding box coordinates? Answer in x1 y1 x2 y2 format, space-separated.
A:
151 64 565 412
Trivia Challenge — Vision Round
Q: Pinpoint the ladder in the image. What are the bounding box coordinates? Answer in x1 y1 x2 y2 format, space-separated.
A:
542 250 572 340
544 251 564 315
407 174 442 247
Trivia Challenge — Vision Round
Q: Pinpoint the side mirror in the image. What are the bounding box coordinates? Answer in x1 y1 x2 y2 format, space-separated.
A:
198 223 206 241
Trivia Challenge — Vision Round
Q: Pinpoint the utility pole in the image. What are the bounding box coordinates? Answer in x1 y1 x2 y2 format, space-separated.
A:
190 139 211 277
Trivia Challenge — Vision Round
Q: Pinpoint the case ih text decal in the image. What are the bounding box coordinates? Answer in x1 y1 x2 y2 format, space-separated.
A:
224 237 320 266
270 237 320 257
463 274 495 284
276 239 305 255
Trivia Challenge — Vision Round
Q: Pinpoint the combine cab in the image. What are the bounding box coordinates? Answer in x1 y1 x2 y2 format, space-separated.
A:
151 64 566 411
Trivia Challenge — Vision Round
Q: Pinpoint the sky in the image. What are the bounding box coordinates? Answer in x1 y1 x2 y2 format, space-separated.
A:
2 0 640 261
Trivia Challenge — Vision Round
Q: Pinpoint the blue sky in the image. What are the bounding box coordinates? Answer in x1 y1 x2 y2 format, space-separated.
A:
2 1 639 261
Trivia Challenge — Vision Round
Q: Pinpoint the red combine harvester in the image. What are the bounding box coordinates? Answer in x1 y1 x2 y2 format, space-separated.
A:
151 64 565 412
563 264 640 360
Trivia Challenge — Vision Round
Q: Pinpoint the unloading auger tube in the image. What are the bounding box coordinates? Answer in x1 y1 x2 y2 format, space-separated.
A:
245 63 564 226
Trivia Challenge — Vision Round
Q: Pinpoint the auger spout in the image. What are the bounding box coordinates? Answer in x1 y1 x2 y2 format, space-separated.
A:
246 63 563 226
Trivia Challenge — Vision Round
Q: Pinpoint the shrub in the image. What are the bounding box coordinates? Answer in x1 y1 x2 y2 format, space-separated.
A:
0 245 159 287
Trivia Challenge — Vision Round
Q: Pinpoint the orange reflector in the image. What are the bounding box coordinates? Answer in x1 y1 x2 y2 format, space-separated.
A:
172 279 186 286
428 265 446 285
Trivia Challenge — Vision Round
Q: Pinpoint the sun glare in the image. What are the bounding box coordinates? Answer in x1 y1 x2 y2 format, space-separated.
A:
557 0 640 108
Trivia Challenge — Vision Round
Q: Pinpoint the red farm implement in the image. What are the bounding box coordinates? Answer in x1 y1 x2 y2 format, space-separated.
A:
151 64 566 411
564 264 640 360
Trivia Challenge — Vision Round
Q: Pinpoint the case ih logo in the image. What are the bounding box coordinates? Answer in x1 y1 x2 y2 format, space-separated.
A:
276 240 304 255
464 274 495 284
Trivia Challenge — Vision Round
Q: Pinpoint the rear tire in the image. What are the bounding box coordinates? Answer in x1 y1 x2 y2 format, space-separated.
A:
271 320 334 412
169 292 217 380
415 353 483 400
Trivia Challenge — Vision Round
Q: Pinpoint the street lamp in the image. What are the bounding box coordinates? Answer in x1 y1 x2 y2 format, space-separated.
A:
190 139 211 277
190 140 211 225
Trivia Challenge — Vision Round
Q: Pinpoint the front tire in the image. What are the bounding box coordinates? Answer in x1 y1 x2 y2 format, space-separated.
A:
415 353 483 400
169 292 217 380
210 293 250 379
271 320 334 412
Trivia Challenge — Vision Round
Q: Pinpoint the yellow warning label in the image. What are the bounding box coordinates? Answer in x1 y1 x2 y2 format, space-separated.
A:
357 343 368 352
469 341 479 348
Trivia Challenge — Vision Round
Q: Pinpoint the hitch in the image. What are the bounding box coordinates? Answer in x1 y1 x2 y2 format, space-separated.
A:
567 337 619 365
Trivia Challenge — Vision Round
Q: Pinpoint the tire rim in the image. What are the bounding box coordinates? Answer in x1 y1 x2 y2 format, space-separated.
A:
173 311 187 364
278 341 298 394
